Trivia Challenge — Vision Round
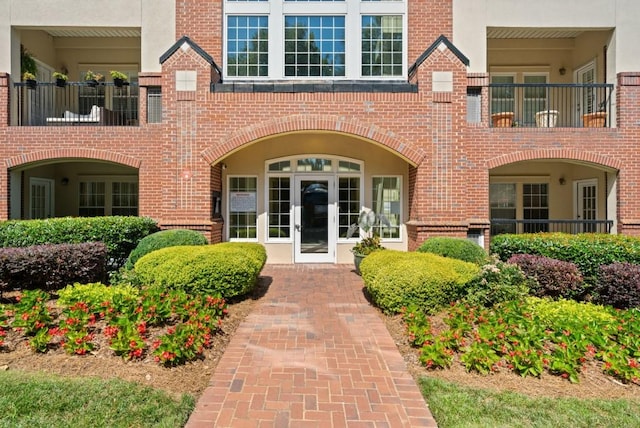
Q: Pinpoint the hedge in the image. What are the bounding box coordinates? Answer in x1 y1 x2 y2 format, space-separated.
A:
0 216 159 271
507 253 584 299
134 242 267 298
490 233 640 284
417 237 488 265
124 229 208 270
360 250 479 314
595 262 640 309
0 242 107 291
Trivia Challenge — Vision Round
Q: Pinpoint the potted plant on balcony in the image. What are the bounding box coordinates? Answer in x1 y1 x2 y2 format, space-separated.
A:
109 70 129 87
491 111 515 128
22 72 37 90
84 70 104 87
53 71 68 88
347 209 389 274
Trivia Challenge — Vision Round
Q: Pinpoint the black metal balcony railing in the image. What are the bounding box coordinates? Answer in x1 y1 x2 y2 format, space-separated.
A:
12 81 139 126
491 219 614 235
488 83 614 128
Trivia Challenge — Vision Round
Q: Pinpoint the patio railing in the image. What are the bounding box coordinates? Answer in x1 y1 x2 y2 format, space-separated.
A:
491 219 614 235
488 83 614 128
12 81 139 126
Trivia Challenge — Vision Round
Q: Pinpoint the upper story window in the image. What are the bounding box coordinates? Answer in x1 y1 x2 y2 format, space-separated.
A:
224 0 406 80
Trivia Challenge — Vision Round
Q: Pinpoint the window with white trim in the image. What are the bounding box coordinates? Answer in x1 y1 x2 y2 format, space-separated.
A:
224 0 406 80
268 176 291 239
372 176 401 239
228 176 258 239
79 177 138 217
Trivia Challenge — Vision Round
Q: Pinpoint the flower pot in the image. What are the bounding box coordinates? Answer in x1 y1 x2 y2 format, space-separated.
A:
86 79 99 88
353 253 366 275
25 79 37 90
582 112 607 128
113 77 127 88
55 78 67 88
535 110 558 127
491 112 514 128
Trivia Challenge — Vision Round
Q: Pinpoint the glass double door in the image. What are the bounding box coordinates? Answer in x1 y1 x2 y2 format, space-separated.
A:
294 176 336 263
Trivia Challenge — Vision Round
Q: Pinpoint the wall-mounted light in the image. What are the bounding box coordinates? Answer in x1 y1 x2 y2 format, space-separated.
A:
559 176 566 185
61 177 69 186
221 163 227 170
559 66 566 76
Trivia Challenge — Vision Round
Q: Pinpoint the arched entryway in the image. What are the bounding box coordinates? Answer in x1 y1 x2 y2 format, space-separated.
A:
489 159 618 236
217 131 411 264
8 159 139 220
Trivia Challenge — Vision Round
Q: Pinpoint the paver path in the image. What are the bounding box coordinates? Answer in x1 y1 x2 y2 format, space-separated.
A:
186 264 437 427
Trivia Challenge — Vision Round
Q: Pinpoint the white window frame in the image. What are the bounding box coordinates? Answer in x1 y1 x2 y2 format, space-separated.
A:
223 0 407 80
227 175 259 242
264 155 364 243
371 175 402 241
78 175 138 216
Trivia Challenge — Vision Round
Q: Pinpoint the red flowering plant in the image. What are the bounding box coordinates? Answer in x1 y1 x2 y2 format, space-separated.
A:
10 290 53 336
59 301 98 355
106 316 147 360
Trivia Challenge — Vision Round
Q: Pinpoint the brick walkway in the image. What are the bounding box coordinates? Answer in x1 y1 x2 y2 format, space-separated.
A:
186 265 437 427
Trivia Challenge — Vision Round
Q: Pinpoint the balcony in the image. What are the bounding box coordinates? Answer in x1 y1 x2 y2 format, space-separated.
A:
12 81 139 127
488 83 614 128
491 219 614 235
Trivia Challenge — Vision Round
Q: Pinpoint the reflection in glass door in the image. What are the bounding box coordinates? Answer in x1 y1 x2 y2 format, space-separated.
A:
294 176 335 263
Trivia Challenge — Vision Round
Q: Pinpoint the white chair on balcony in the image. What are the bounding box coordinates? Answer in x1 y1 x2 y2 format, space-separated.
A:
46 105 102 125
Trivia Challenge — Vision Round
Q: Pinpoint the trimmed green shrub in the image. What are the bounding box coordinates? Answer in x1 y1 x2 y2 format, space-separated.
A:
0 242 107 291
595 262 640 309
124 229 208 270
461 257 531 307
0 216 159 271
134 243 267 298
417 237 488 265
507 253 583 299
360 250 479 314
490 233 640 284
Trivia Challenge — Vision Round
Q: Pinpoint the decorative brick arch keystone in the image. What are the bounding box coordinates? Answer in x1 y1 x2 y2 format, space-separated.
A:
486 149 622 171
200 114 426 166
5 149 142 169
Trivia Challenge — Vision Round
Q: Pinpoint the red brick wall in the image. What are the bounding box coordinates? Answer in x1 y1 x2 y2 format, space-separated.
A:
3 0 640 250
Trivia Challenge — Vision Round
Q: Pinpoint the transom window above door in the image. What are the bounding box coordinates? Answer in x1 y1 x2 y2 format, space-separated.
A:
224 0 406 80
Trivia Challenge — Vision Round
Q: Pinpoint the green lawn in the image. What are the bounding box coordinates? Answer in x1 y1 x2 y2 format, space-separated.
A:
0 371 194 428
420 377 640 428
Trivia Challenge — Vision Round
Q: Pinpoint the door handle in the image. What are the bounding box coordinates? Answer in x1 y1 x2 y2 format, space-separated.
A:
295 224 301 232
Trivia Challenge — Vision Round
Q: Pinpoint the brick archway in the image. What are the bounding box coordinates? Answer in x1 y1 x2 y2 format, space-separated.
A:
486 149 622 171
200 114 426 166
5 148 142 169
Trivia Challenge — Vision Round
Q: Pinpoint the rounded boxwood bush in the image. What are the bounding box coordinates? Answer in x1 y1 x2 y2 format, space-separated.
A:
360 250 479 314
125 229 208 270
134 242 266 298
417 237 488 265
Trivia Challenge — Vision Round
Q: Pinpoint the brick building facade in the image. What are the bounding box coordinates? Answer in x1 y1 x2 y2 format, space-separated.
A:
1 0 639 263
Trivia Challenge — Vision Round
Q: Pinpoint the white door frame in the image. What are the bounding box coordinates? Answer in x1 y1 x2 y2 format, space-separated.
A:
293 175 336 263
574 178 598 233
29 177 55 219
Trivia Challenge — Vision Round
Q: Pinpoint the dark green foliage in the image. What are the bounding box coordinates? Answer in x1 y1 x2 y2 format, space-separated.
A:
461 257 531 307
490 233 640 285
417 237 488 265
360 250 479 314
0 217 159 272
124 229 208 270
134 243 267 298
0 242 107 291
596 262 640 309
508 254 584 300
